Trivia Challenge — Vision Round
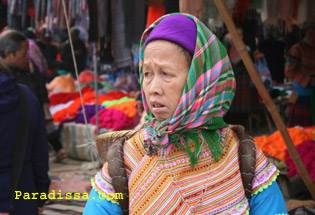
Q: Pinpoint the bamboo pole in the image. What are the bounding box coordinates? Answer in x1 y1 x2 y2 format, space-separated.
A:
214 0 315 200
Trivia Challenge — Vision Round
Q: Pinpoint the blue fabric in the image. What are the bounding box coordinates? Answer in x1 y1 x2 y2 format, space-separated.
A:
249 181 288 215
83 188 123 215
293 81 312 96
84 181 287 214
0 72 50 214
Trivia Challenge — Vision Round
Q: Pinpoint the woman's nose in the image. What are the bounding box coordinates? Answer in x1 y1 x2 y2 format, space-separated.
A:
149 76 163 95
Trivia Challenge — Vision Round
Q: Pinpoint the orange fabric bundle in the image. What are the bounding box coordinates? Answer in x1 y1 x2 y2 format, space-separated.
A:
106 100 137 120
48 74 76 94
53 92 115 122
254 127 315 161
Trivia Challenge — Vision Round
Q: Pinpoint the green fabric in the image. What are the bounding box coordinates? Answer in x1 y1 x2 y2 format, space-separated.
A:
57 69 76 79
100 82 116 91
102 97 135 107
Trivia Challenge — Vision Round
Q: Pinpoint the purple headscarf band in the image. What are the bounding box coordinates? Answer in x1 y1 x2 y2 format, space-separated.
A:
144 14 197 55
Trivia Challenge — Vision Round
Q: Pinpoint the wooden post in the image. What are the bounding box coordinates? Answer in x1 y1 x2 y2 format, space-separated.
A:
214 0 315 200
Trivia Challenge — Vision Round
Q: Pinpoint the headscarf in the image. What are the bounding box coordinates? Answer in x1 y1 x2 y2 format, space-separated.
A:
139 13 236 167
27 39 47 75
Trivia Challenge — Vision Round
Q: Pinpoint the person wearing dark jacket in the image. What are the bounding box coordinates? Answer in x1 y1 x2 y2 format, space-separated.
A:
0 29 66 161
0 59 50 214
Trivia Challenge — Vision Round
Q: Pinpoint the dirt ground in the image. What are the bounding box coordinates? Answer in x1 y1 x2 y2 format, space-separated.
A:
43 152 99 215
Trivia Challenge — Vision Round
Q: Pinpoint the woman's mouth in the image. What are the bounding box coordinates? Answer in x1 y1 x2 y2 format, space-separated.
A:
150 102 166 113
153 104 163 108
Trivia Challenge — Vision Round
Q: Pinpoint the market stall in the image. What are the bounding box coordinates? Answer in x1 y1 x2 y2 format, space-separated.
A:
48 71 141 161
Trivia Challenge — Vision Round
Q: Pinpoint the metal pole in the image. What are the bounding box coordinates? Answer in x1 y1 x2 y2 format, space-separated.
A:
213 0 315 200
41 0 46 25
93 42 99 135
21 0 27 30
46 0 51 35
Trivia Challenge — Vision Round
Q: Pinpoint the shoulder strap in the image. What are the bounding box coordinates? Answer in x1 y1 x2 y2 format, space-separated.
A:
229 125 256 200
10 85 29 212
107 125 256 213
107 139 129 215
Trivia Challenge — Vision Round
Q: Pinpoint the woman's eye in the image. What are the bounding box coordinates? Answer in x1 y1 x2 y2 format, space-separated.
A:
143 72 151 77
162 72 169 76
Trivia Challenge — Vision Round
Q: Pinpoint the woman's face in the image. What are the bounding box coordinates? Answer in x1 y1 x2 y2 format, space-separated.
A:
143 40 190 122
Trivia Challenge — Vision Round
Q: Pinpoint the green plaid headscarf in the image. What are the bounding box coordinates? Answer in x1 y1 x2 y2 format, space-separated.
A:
139 13 236 166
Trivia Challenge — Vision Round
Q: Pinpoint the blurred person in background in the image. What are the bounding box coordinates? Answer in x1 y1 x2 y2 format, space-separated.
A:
285 25 315 127
60 27 87 76
36 27 59 73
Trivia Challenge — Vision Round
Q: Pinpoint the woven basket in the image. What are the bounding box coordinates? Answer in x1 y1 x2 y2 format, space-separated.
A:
96 130 138 164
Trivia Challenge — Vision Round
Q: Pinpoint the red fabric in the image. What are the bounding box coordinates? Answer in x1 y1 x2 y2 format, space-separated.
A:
107 91 132 100
52 92 115 122
78 71 102 83
89 108 134 131
233 0 253 16
47 69 53 75
293 0 300 18
49 85 94 106
146 6 165 27
27 8 35 17
285 140 315 182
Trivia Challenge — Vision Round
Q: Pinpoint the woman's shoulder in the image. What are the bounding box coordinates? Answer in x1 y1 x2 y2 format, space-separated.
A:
218 126 240 154
123 132 147 172
124 131 147 158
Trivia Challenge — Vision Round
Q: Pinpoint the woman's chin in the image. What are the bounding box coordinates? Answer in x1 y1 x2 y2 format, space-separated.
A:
154 115 169 122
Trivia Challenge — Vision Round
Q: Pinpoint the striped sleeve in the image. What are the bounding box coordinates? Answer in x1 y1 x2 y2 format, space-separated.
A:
252 146 279 195
91 163 119 204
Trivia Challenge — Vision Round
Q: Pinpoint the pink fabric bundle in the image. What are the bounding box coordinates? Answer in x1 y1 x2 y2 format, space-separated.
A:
89 108 133 131
285 140 315 182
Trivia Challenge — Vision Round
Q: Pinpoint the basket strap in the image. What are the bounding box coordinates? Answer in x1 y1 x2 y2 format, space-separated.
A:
107 138 129 215
230 125 256 200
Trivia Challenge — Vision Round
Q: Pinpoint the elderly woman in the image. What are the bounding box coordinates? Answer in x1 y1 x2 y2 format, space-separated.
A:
84 13 287 215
